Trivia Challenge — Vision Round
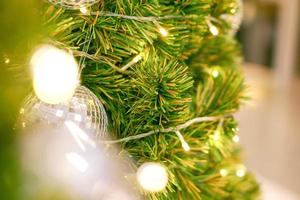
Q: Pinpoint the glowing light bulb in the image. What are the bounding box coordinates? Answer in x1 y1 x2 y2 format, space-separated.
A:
175 131 190 152
182 142 191 152
137 162 168 192
30 45 79 104
4 57 10 64
133 54 143 63
159 27 168 37
213 130 220 141
236 168 246 177
232 135 240 143
209 25 219 36
211 69 219 78
220 169 228 177
80 6 88 14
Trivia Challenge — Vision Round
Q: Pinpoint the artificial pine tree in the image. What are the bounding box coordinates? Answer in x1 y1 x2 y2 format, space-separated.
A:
22 0 260 199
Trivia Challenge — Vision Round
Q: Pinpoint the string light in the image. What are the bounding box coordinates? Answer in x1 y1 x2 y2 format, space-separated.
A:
220 169 228 177
213 130 220 141
207 20 219 36
137 162 168 192
132 54 143 63
4 57 10 64
159 27 168 37
232 135 240 143
19 108 25 114
79 6 88 14
211 69 219 78
30 44 79 104
236 165 247 177
236 168 246 177
209 25 219 36
153 21 169 37
120 54 143 72
175 131 190 151
102 116 227 144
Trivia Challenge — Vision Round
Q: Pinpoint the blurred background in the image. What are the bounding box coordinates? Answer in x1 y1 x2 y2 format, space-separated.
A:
237 0 300 199
0 0 299 199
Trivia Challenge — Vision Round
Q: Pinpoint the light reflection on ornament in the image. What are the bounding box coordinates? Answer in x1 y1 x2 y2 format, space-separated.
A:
65 152 89 173
65 120 96 151
19 86 108 139
137 162 168 192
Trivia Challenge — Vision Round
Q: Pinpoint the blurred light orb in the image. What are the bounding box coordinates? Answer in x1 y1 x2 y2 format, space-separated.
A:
220 169 228 177
232 135 240 143
30 44 79 104
47 0 100 9
236 168 246 178
137 162 168 192
211 69 220 78
19 85 108 138
209 24 219 36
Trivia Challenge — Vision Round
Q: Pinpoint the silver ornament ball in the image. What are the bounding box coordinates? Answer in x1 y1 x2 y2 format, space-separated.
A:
19 85 108 138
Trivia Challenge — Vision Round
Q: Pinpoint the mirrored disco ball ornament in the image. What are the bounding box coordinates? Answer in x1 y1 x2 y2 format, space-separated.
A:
16 86 140 199
47 0 100 9
19 85 108 138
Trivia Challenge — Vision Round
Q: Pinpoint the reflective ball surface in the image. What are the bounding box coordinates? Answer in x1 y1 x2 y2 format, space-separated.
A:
19 85 108 138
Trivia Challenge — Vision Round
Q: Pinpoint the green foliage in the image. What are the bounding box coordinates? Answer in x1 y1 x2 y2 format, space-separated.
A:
42 0 260 199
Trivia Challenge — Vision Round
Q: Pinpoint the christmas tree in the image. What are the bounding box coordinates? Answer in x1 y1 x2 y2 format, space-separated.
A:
17 0 260 199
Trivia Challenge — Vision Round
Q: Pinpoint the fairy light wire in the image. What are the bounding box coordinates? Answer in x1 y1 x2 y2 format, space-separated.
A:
44 4 232 146
83 11 199 22
102 115 230 144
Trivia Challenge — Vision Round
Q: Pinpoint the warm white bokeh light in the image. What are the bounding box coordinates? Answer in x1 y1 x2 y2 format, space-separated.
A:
232 135 240 143
220 169 228 177
209 24 219 36
182 142 191 152
137 162 168 192
236 168 246 177
159 27 169 37
30 45 79 104
211 69 220 78
133 54 143 63
213 130 220 141
80 6 88 14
